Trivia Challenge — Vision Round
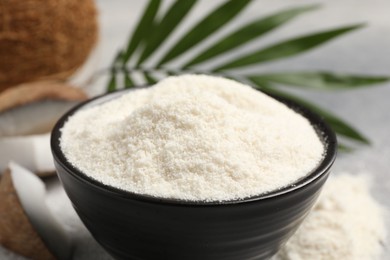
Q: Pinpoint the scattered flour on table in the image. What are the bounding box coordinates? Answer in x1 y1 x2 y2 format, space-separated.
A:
274 173 387 260
60 74 324 201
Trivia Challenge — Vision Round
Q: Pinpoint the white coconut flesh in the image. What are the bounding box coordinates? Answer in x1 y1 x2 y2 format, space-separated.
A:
9 162 73 259
0 100 79 137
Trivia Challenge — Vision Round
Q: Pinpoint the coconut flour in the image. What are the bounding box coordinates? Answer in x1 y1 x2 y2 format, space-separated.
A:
274 173 387 260
60 74 324 201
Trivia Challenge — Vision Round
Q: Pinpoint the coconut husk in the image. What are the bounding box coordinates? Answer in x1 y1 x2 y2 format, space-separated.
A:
0 169 56 259
0 0 98 92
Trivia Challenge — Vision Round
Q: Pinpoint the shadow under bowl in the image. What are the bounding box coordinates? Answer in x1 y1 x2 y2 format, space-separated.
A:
51 89 337 260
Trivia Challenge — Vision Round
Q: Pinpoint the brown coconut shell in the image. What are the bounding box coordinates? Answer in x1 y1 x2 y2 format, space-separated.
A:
0 0 98 92
0 81 88 113
0 169 56 259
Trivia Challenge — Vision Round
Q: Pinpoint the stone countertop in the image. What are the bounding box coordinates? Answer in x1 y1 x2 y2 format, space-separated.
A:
1 0 389 259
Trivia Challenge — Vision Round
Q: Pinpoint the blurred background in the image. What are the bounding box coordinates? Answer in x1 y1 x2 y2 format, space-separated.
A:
0 0 389 259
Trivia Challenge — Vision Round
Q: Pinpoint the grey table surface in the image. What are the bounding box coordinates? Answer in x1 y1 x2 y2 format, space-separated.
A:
1 0 389 259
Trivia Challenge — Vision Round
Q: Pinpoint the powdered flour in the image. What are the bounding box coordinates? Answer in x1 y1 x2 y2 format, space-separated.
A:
60 75 324 201
274 173 387 260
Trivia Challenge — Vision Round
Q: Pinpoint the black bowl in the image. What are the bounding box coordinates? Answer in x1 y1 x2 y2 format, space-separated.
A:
51 89 337 260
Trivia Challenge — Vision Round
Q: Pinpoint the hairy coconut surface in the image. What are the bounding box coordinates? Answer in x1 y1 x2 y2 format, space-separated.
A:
0 0 98 91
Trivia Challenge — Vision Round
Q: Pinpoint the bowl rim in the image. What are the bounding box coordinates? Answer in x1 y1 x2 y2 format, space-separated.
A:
51 87 337 206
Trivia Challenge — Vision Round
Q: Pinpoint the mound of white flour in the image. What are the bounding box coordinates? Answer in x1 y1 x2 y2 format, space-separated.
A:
60 75 324 201
274 173 387 260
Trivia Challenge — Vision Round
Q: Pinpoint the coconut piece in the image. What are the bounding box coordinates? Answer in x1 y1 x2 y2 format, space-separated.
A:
0 81 87 112
0 134 54 176
0 162 73 259
0 81 87 137
0 0 98 91
10 162 74 259
0 82 87 176
0 100 81 136
0 168 54 259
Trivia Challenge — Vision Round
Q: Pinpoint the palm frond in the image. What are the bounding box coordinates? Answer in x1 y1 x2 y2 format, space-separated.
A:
104 0 390 149
143 72 159 85
122 0 162 63
107 72 117 92
124 73 136 88
183 4 320 68
249 78 370 144
136 0 197 65
250 72 389 90
213 24 364 71
156 0 252 66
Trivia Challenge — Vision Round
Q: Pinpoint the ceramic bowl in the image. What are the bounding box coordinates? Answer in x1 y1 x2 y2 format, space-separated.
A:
51 89 337 260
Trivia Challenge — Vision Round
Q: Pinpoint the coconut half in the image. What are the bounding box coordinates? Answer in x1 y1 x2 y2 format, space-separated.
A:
0 81 87 175
0 81 87 137
0 133 53 176
0 0 98 91
0 162 73 259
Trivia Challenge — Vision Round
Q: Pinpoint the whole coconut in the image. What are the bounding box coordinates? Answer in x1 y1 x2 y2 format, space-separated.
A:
0 0 98 92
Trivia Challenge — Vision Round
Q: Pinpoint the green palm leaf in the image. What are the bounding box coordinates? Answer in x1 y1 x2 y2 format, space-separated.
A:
124 73 135 88
104 1 389 148
249 77 370 144
338 144 354 153
122 0 161 63
213 24 364 71
143 72 158 84
157 0 251 66
136 0 197 66
183 4 320 68
250 72 389 90
111 50 125 68
107 73 117 92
